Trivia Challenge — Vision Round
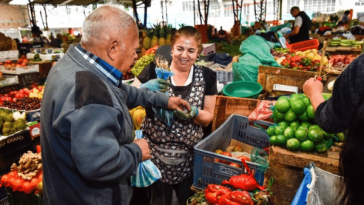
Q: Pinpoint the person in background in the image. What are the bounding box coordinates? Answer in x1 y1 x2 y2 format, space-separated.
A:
337 10 351 27
42 37 50 45
31 26 45 46
40 5 190 205
50 34 62 48
284 6 311 43
303 54 364 204
132 26 218 205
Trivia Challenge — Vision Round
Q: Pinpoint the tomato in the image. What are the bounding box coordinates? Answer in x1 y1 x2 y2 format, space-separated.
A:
30 178 39 189
8 171 17 178
22 182 33 194
220 152 232 164
0 174 9 187
229 163 241 168
5 60 12 64
13 178 23 191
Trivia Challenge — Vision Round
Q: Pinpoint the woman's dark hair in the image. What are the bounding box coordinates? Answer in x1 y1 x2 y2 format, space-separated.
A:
344 10 350 15
171 26 203 54
339 90 364 204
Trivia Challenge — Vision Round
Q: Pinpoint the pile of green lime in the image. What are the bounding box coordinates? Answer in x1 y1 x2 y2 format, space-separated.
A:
268 94 345 153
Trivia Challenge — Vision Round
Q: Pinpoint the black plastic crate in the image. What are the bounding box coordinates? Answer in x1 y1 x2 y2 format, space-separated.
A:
6 188 43 205
0 130 34 171
193 114 273 190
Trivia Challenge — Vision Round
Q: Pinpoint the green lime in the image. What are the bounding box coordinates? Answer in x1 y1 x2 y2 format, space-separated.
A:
302 96 311 106
315 141 328 153
336 132 345 142
301 140 315 152
275 98 291 113
307 105 315 119
274 126 285 135
308 129 324 143
266 126 276 136
278 121 289 129
273 109 284 121
286 138 300 151
290 93 302 99
284 109 297 122
290 121 300 131
269 135 278 145
322 93 332 100
300 122 312 129
284 127 295 139
309 125 321 131
276 135 287 146
279 96 289 100
298 111 309 121
290 98 307 115
295 127 308 142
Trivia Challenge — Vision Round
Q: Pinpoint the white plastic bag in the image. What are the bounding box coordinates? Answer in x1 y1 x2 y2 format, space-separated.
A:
130 130 162 187
342 31 355 40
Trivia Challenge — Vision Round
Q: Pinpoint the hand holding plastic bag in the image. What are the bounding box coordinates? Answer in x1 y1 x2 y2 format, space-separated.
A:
131 130 162 187
174 105 199 120
152 67 175 127
141 79 171 92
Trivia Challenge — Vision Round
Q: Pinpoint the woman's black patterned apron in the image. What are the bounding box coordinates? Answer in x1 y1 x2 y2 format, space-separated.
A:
141 65 205 185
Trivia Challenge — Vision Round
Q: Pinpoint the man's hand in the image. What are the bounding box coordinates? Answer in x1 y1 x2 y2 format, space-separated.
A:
284 33 290 39
175 105 199 120
133 138 151 161
303 78 325 110
140 79 171 92
168 97 190 111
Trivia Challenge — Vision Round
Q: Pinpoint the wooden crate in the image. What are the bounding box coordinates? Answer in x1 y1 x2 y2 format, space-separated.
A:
257 66 317 94
212 96 262 131
264 145 341 205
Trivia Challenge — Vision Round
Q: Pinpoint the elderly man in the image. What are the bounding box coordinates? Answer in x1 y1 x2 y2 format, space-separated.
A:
40 5 189 205
284 6 311 43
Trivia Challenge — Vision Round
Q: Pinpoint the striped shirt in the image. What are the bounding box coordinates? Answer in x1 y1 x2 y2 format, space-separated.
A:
75 44 122 86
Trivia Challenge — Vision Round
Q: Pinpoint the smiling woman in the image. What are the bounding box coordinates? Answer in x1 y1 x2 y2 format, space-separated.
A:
131 26 218 205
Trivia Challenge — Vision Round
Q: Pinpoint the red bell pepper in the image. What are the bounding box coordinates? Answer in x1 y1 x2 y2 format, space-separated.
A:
218 191 254 205
290 62 298 68
281 59 290 67
204 184 231 204
290 56 301 62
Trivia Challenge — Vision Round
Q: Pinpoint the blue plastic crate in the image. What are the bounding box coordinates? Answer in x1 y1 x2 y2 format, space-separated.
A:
193 114 273 190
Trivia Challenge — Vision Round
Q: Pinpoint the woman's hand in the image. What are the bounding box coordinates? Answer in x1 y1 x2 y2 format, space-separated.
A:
174 105 199 120
140 79 170 92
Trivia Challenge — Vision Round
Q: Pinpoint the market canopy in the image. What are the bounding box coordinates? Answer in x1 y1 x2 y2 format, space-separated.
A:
1 0 143 6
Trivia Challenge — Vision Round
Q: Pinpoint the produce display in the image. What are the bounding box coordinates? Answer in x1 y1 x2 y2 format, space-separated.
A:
213 146 251 168
0 85 44 105
129 106 146 130
1 97 41 110
328 39 363 49
131 54 155 77
0 149 43 195
0 109 27 136
326 54 358 73
142 25 173 50
268 94 345 153
189 159 271 205
0 55 29 67
272 48 328 72
123 67 134 80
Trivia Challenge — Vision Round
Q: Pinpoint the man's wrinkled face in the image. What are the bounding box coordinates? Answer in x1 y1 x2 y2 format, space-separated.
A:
114 26 139 73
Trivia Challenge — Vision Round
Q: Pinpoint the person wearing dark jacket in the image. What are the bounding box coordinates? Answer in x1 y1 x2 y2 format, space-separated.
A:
40 5 190 205
284 7 311 43
303 54 364 204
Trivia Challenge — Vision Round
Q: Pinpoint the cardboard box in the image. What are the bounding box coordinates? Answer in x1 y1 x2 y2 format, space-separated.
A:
201 43 215 56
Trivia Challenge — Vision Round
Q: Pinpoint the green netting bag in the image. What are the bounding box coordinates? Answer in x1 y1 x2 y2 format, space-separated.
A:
232 35 282 82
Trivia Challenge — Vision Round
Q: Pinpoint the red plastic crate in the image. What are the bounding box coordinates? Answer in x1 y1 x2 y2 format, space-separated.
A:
289 39 319 52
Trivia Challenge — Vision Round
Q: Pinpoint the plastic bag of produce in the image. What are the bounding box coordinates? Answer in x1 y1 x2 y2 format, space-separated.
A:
248 100 276 121
131 130 162 187
292 163 344 205
153 67 175 127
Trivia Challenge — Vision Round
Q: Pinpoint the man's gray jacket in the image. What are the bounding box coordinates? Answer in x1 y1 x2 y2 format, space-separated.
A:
40 45 169 205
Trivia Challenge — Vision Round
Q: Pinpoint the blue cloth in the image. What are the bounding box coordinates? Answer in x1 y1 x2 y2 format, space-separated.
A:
75 44 122 86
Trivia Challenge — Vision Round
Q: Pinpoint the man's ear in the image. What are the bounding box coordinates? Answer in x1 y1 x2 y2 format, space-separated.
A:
107 41 118 61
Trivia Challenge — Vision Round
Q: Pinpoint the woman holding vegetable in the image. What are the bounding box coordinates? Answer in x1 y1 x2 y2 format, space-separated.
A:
132 26 218 205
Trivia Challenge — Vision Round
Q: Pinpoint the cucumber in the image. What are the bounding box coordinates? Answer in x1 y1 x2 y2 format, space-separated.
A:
354 41 363 45
340 43 353 47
